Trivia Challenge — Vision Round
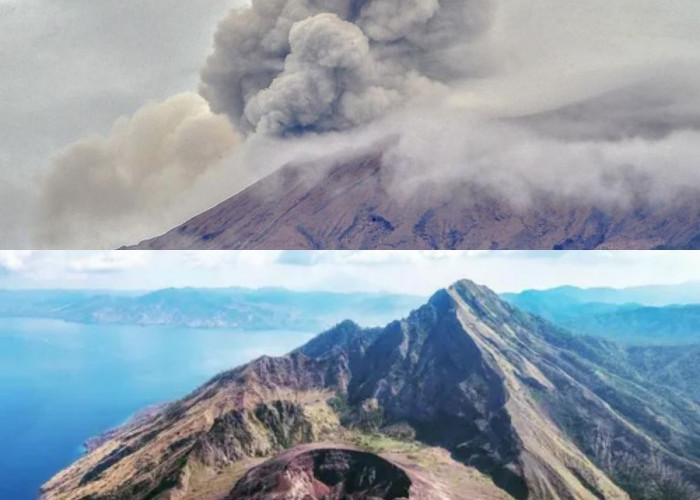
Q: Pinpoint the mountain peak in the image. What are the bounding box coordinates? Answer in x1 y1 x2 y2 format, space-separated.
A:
450 278 499 299
127 150 700 250
296 319 381 360
449 278 491 299
41 280 700 500
446 279 514 323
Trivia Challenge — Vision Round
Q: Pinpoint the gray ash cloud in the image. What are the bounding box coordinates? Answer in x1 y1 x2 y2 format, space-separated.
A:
199 0 493 135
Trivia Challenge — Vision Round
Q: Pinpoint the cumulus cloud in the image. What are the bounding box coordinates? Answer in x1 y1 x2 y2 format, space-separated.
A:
36 93 241 248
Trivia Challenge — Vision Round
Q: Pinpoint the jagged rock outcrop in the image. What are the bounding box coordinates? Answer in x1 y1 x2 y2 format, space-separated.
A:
127 154 700 250
42 280 700 500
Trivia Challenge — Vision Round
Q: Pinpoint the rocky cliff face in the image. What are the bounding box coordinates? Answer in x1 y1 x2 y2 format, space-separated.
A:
42 280 700 500
127 154 700 250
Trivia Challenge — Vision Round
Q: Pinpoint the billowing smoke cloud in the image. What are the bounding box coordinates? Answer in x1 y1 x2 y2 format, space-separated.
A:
37 93 241 248
201 0 700 137
30 0 700 248
200 0 492 135
196 0 700 208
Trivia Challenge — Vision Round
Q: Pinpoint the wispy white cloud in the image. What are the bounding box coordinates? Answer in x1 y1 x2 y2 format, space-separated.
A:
182 250 283 269
67 252 151 273
277 250 489 266
0 251 151 286
0 251 34 271
2 251 697 297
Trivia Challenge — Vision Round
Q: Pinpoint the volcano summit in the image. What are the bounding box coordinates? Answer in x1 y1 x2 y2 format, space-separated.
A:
42 280 700 500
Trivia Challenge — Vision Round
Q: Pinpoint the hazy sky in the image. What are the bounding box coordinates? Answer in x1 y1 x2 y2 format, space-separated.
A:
0 0 242 246
0 250 698 295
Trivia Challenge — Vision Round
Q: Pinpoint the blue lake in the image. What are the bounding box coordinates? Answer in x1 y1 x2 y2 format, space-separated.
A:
0 318 314 500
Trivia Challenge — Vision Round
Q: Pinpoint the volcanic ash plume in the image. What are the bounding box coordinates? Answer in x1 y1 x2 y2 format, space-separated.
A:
199 0 493 135
37 93 241 248
34 0 700 248
196 0 700 206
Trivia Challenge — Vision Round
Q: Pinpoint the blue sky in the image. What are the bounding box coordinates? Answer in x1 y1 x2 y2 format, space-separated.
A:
0 251 698 295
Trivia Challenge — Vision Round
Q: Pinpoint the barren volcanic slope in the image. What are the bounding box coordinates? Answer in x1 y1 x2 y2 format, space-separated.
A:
129 155 700 250
42 281 700 500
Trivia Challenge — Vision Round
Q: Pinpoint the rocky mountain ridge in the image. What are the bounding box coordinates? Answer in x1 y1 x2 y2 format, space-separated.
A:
41 280 700 500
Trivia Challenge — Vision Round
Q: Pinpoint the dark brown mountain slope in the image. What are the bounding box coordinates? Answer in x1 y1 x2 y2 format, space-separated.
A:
128 154 700 250
41 280 700 500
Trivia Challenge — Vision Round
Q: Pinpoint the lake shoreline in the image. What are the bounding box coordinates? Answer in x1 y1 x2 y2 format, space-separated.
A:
0 318 315 500
83 403 169 454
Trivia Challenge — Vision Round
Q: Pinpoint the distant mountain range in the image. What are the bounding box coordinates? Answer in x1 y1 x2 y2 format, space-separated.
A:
126 153 700 250
0 288 425 331
501 282 700 344
2 283 698 345
42 280 700 500
502 282 700 308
